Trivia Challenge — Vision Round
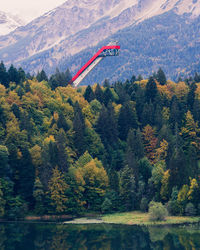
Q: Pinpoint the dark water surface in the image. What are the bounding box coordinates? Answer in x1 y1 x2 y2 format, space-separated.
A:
0 222 200 250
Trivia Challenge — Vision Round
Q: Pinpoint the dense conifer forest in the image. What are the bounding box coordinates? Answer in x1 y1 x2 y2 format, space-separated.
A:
0 61 200 219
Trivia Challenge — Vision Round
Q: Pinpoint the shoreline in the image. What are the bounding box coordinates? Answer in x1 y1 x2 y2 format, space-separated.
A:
0 211 200 226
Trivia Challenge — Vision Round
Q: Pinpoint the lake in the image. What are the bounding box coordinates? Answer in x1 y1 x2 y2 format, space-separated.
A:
0 222 200 249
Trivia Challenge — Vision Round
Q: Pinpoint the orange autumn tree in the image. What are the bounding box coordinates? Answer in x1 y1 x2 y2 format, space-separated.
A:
142 125 158 164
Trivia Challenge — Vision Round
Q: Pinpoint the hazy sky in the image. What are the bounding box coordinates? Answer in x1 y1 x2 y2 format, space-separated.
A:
1 0 67 22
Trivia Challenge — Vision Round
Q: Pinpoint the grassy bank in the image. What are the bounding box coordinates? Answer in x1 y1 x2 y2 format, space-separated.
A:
101 211 200 226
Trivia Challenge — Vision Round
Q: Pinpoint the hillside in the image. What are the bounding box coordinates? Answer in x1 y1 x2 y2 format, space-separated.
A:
0 65 200 218
0 0 200 81
0 11 24 36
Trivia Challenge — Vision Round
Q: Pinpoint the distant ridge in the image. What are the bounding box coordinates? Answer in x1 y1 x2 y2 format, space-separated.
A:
0 0 200 82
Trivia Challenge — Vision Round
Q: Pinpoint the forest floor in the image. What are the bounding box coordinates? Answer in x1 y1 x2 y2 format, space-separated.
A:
101 211 200 226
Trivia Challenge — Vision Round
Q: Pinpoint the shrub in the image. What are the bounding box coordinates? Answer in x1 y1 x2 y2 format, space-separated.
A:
185 203 196 216
166 200 180 215
148 201 168 221
140 197 149 212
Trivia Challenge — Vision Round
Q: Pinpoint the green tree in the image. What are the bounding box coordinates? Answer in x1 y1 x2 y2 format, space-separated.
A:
33 177 45 214
178 184 189 214
96 103 118 146
36 70 48 82
118 102 138 140
83 85 95 102
55 129 70 173
156 68 167 85
0 61 9 88
120 165 136 211
18 147 35 205
94 84 104 103
101 197 112 213
145 76 158 103
73 101 86 156
0 145 9 177
8 64 20 84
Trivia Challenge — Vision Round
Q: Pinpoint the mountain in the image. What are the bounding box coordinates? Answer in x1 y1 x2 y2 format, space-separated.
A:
0 0 200 82
0 11 25 36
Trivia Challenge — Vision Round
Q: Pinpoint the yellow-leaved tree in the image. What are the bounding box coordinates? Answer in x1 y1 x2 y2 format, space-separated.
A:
74 152 109 211
48 166 68 214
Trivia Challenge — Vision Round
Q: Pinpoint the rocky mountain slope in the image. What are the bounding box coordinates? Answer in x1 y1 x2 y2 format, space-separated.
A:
0 0 200 82
0 11 24 36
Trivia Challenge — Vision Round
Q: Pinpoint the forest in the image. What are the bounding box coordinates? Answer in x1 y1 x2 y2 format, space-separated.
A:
0 61 200 219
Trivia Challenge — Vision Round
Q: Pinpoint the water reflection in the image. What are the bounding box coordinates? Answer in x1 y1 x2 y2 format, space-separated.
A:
0 222 200 249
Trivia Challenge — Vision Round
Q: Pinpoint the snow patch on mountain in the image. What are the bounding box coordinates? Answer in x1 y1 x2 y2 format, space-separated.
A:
0 11 25 36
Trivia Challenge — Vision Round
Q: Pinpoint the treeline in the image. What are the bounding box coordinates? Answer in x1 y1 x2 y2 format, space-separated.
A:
0 62 200 219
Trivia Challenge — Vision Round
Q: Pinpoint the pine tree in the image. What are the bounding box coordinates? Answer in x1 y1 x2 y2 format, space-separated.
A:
57 113 69 132
145 76 158 103
96 103 118 146
118 102 138 140
103 87 113 106
187 82 197 111
169 147 188 190
94 84 104 103
120 165 136 211
125 129 144 182
0 145 9 177
0 61 9 88
55 129 70 173
18 147 35 205
33 177 45 214
83 85 95 102
156 68 167 85
8 64 20 84
36 70 48 82
73 102 86 156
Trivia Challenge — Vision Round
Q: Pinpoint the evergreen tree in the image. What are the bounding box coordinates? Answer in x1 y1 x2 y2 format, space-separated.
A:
18 67 26 83
96 103 118 146
118 102 138 140
57 113 69 132
73 102 86 156
33 177 45 214
187 82 197 111
36 70 48 82
120 165 136 211
94 84 104 103
0 145 10 175
156 68 167 85
18 147 35 205
0 61 9 88
55 129 70 173
8 65 20 84
83 85 95 102
194 72 200 83
11 103 21 119
103 87 113 106
169 96 182 131
145 76 158 103
125 129 144 182
169 147 188 191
